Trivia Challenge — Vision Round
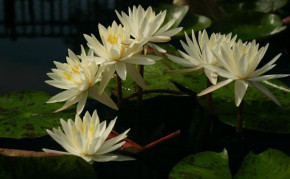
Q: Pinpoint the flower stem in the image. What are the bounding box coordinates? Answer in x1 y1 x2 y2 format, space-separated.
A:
142 130 180 152
116 74 123 106
207 78 213 114
237 100 243 133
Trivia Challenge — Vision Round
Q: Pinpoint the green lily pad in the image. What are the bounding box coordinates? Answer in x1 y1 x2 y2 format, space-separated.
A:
176 12 212 37
211 12 286 41
0 91 75 139
169 149 290 179
0 154 95 178
169 149 232 179
158 4 189 29
222 0 288 14
198 79 290 133
157 3 211 38
235 149 290 179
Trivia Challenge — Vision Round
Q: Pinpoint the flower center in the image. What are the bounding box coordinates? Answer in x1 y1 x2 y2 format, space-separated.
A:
107 29 119 45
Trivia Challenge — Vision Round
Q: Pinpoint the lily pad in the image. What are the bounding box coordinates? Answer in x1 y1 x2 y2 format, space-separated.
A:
0 91 75 139
235 149 290 179
157 3 211 38
169 149 290 179
211 12 286 41
169 149 232 179
221 0 288 14
0 151 95 178
158 4 189 29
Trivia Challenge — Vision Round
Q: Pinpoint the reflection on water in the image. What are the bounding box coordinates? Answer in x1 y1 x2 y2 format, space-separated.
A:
0 0 152 93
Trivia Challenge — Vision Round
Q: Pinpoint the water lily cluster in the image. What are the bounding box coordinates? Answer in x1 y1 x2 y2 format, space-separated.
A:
167 30 288 107
44 5 182 163
44 5 288 164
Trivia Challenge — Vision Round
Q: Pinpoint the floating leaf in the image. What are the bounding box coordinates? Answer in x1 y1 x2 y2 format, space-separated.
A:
158 4 189 29
176 12 212 38
211 12 286 41
169 149 232 179
169 149 290 179
222 0 288 14
235 149 290 179
0 150 95 178
0 91 75 139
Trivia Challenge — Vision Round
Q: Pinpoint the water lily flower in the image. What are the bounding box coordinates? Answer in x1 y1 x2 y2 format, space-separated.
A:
46 46 118 114
43 110 133 164
167 30 237 85
115 5 183 53
198 40 289 106
81 21 161 94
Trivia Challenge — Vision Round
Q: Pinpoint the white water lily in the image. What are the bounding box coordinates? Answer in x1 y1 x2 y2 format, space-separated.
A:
81 21 161 94
116 5 183 53
198 40 289 106
43 110 133 164
46 46 118 114
167 30 237 85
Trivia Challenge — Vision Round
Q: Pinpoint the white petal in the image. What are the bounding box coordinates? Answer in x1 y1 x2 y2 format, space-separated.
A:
112 154 135 161
150 36 171 43
157 27 182 37
149 43 167 54
42 148 70 155
198 79 233 96
250 81 281 106
97 141 125 155
47 90 77 103
76 91 88 115
125 56 157 65
234 80 248 107
166 54 195 67
92 154 118 162
89 86 118 110
99 64 116 94
204 68 218 85
126 64 146 88
249 74 289 81
54 95 81 113
115 62 127 80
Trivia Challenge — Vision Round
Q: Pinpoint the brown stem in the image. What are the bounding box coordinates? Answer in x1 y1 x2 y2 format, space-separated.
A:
207 78 213 114
124 89 186 102
142 130 180 151
116 74 123 106
236 100 243 133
